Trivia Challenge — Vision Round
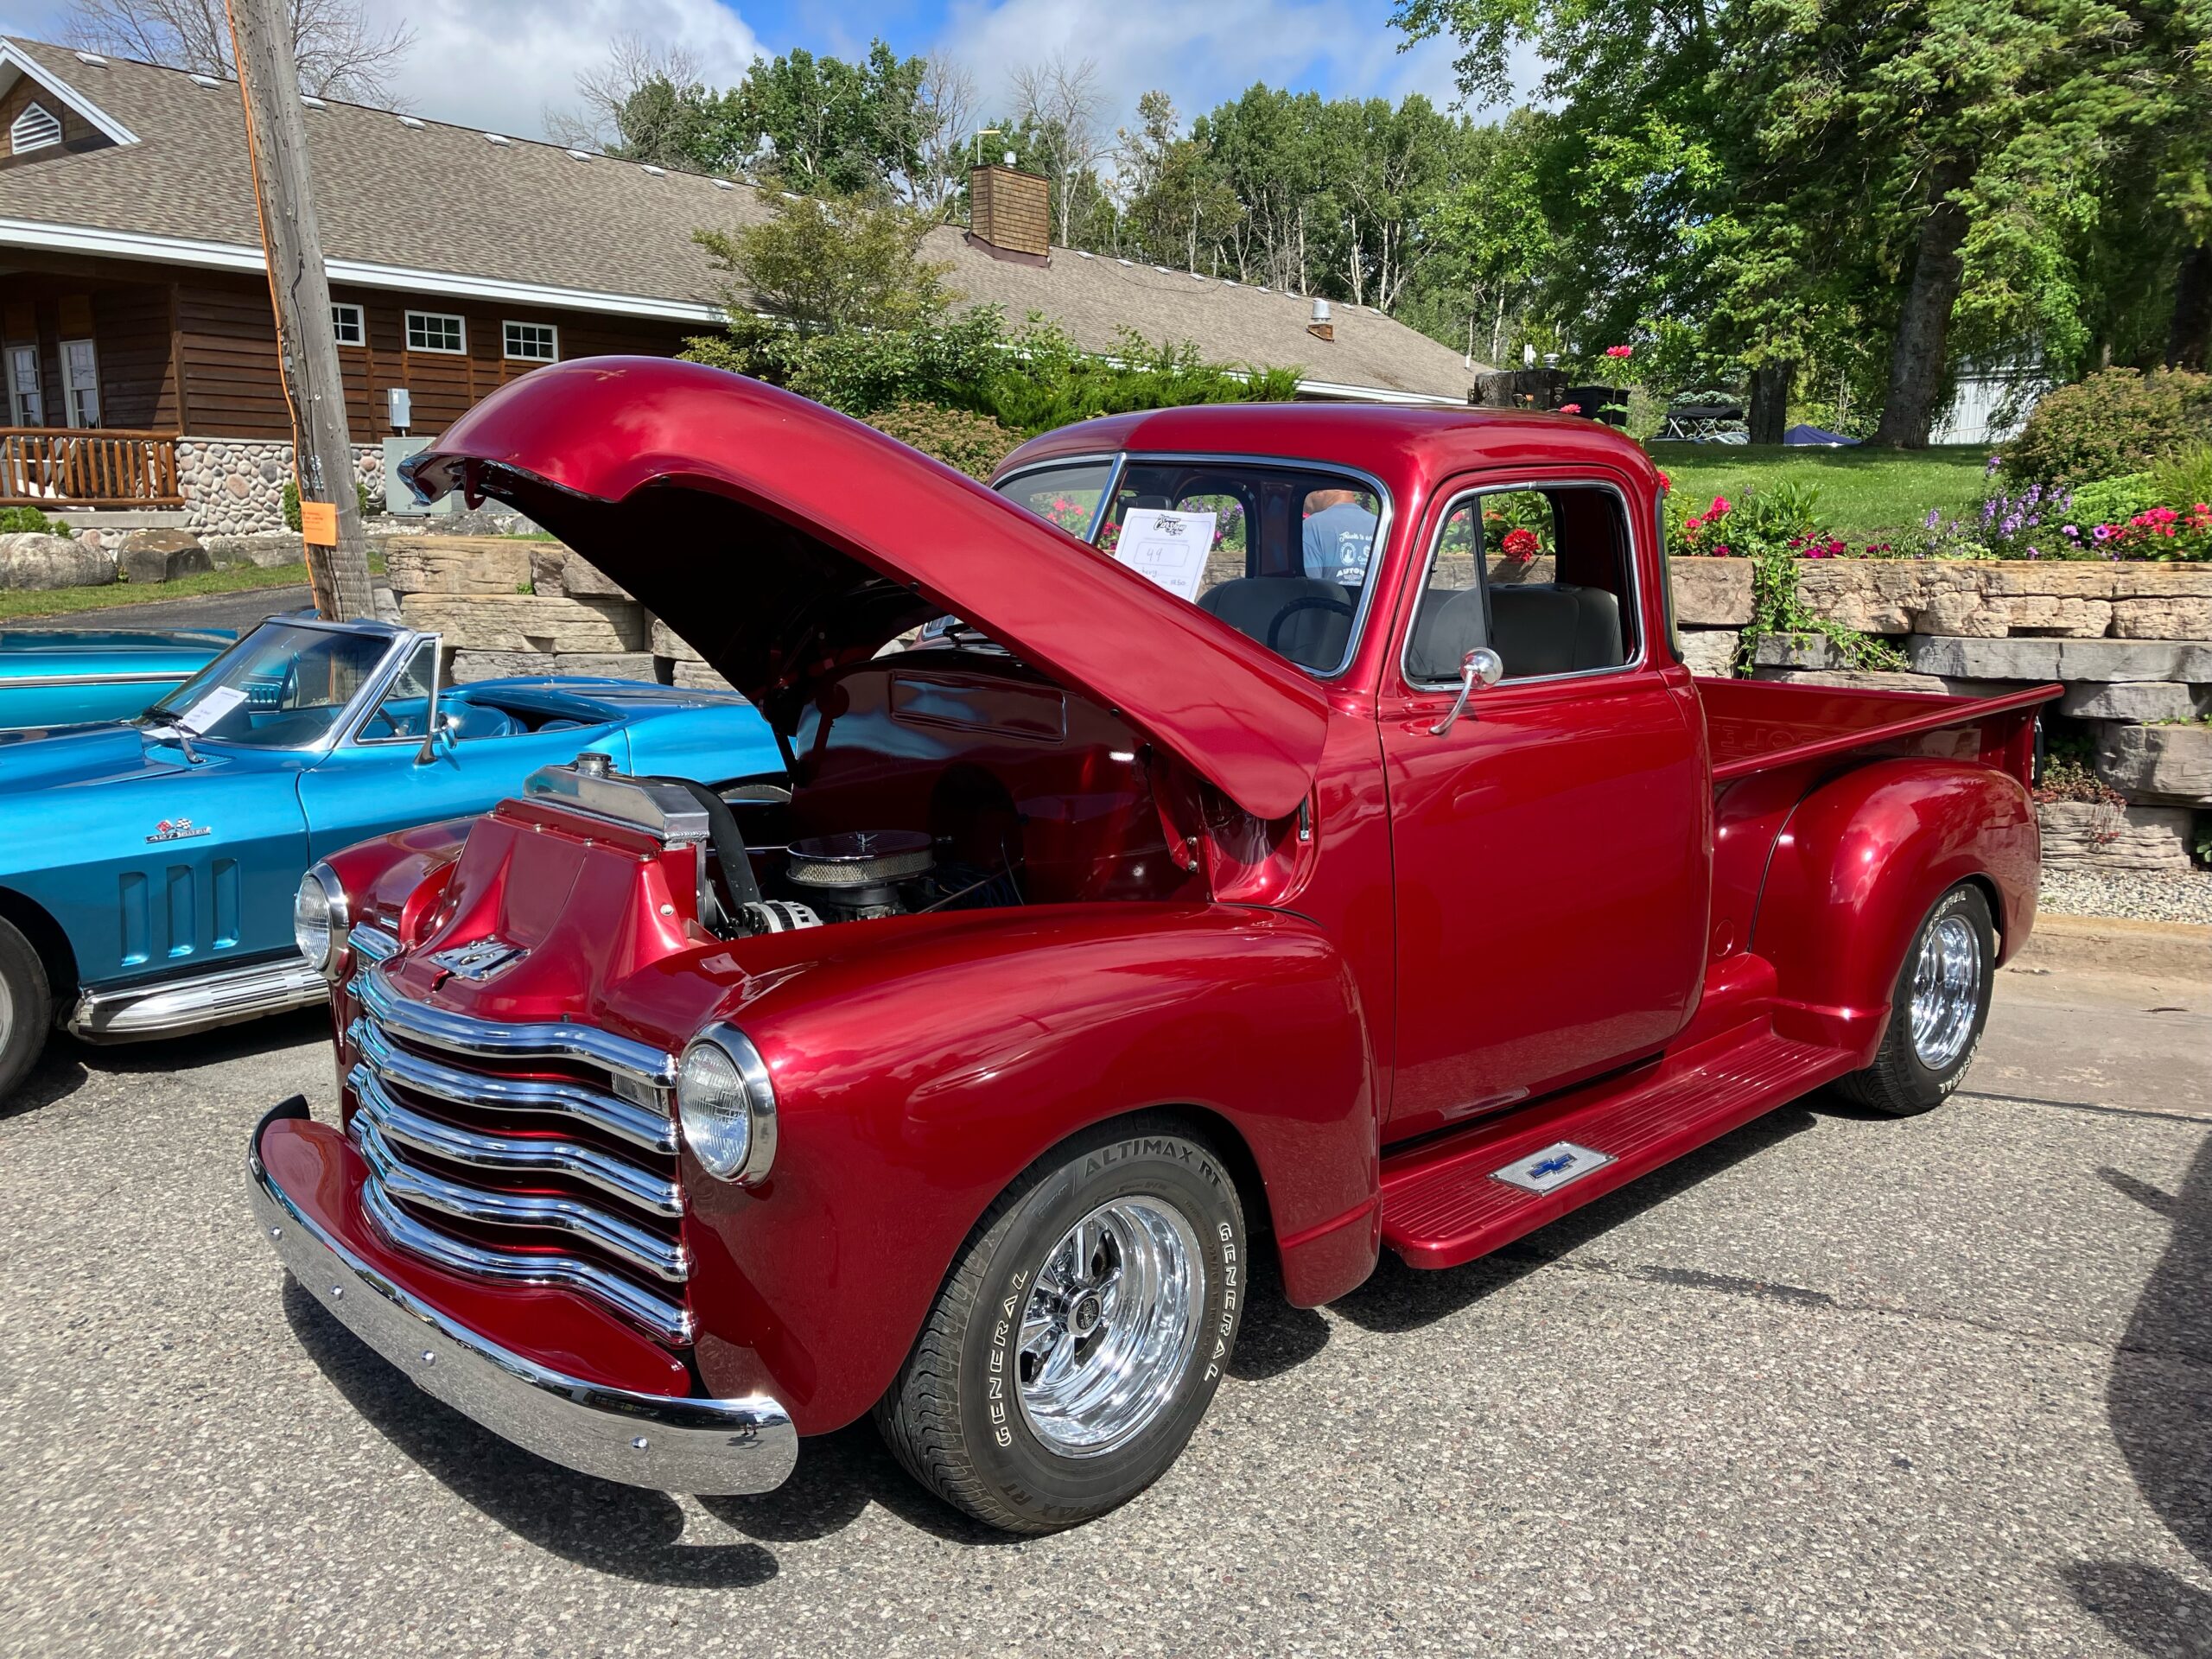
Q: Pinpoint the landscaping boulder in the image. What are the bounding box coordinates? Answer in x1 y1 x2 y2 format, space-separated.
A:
527 545 630 599
2037 800 2196 871
2095 722 2212 807
398 593 648 654
385 537 534 596
650 617 704 663
0 532 113 590
202 531 305 569
1669 558 1753 626
668 658 738 692
2059 682 2209 721
1750 667 1956 695
1675 629 1739 676
117 528 214 584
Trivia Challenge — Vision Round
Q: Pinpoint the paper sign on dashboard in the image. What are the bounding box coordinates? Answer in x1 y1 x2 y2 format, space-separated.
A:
1112 508 1216 603
177 685 247 734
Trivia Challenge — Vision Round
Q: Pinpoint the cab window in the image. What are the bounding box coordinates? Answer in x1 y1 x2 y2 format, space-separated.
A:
1406 484 1640 685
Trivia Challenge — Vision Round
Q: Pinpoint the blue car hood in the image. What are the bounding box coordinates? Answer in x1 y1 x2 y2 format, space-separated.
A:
0 723 196 790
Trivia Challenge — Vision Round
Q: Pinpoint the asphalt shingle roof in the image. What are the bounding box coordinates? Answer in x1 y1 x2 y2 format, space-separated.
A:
0 39 1480 401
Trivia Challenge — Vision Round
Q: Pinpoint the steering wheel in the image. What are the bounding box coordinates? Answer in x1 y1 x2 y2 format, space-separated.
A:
1264 594 1355 654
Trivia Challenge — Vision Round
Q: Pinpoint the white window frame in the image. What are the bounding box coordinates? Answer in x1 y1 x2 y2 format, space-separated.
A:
404 310 465 354
501 319 557 362
10 101 61 155
59 337 99 428
6 343 42 426
331 302 365 346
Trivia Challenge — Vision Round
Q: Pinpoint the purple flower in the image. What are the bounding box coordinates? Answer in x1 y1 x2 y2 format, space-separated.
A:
2024 546 2039 560
1923 507 1941 530
2092 524 2114 543
1985 454 2003 475
2062 524 2079 537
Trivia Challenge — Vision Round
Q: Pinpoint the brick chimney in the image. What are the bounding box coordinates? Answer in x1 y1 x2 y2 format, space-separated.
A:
969 163 1052 260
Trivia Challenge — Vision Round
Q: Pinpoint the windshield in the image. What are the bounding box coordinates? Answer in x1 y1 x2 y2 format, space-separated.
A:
141 621 397 749
999 458 1383 675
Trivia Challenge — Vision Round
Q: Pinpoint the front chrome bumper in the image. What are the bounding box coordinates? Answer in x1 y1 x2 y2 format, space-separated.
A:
248 1097 797 1495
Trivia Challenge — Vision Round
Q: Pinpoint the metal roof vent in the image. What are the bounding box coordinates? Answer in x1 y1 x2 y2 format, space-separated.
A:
397 115 425 130
1078 250 1093 258
712 177 735 189
643 164 667 176
74 51 108 66
301 94 327 109
189 73 221 89
483 132 511 146
1311 298 1332 323
565 148 592 162
1192 272 1206 282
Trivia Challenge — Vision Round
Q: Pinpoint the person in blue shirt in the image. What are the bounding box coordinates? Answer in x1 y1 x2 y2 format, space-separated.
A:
1301 488 1379 585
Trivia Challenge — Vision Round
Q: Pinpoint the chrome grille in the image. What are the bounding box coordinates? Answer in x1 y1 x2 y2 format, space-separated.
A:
345 957 693 1345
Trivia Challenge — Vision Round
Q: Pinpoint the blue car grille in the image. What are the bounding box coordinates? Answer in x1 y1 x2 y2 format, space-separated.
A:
345 937 693 1345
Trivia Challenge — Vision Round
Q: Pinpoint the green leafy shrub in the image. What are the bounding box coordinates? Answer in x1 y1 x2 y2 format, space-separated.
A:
2149 445 2212 510
281 478 376 532
2069 473 2159 530
683 306 1299 438
2003 368 2212 487
862 401 1020 480
0 505 66 535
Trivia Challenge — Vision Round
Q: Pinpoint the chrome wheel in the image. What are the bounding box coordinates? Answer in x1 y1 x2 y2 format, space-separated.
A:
1016 1197 1205 1458
1909 913 1981 1071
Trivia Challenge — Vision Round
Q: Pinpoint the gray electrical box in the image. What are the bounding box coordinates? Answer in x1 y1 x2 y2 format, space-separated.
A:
381 434 451 517
386 386 412 430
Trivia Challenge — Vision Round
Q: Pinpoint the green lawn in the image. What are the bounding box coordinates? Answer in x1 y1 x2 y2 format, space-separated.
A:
1651 443 1993 541
0 556 379 621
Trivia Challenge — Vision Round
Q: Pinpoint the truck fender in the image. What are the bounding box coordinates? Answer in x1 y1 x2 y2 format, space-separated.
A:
1751 758 2037 1065
322 817 476 945
671 902 1382 1433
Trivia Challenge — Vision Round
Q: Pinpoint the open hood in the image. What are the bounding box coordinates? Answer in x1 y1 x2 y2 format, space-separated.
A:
404 359 1330 821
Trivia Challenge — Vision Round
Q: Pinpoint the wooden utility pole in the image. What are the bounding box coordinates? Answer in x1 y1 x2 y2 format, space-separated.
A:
226 0 377 618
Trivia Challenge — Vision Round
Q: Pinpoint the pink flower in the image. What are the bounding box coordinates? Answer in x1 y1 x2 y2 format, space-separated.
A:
1710 496 1731 515
1560 403 1583 415
1605 344 1633 359
1656 469 1671 491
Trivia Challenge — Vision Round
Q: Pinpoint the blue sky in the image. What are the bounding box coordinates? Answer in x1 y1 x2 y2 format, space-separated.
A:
3 0 1500 147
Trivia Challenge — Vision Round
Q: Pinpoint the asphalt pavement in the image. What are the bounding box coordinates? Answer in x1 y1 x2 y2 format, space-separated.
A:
5 585 313 635
3 959 2206 1657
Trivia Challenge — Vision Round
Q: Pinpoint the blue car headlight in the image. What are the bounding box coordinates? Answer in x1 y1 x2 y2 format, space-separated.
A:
677 1024 778 1185
294 863 351 978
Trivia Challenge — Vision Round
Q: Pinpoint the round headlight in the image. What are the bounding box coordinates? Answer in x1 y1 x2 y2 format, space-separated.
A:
294 864 348 976
677 1025 777 1185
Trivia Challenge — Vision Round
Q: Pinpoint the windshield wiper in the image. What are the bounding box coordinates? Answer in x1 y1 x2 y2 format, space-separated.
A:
143 720 203 765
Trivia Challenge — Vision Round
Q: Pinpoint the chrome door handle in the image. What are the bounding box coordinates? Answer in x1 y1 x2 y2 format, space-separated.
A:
1430 647 1504 735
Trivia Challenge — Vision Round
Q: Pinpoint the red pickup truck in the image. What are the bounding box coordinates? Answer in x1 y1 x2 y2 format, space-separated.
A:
251 360 2057 1534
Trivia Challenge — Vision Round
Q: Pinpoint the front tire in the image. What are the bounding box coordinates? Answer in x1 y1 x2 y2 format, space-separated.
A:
0 915 52 1102
1837 882 1994 1116
874 1117 1246 1534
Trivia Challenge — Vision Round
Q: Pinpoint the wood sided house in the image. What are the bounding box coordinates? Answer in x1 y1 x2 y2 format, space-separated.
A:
0 37 1481 533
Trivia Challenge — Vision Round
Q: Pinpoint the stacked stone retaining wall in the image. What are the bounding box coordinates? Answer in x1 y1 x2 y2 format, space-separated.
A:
391 537 2210 871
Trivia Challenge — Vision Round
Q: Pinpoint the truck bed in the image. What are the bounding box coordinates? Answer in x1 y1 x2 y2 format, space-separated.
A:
1697 675 2062 783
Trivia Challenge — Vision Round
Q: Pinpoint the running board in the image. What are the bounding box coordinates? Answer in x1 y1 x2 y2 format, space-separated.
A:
1380 1028 1857 1269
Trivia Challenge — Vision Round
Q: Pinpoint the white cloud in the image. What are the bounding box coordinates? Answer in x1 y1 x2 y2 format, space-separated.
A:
389 0 761 138
933 0 1525 137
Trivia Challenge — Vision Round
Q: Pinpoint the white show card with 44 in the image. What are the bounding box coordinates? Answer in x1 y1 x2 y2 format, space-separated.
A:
1113 508 1217 602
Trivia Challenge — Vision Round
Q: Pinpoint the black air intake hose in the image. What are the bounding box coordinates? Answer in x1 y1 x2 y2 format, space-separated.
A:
635 776 763 912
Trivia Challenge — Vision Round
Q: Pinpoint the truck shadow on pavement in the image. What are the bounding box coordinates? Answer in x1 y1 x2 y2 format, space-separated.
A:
2061 1139 2212 1656
5 1008 331 1122
283 1280 782 1586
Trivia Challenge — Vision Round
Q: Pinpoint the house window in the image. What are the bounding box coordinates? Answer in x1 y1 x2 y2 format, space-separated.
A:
331 302 365 346
60 338 99 427
502 320 557 362
404 311 464 353
6 344 42 426
10 103 61 155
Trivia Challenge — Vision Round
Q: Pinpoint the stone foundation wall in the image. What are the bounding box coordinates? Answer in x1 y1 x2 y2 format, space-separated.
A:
176 438 385 537
1674 557 2212 872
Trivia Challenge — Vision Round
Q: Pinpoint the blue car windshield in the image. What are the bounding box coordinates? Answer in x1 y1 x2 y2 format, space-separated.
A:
140 623 393 748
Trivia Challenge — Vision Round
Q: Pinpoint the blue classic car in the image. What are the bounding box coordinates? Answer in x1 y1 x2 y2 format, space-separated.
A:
0 616 783 1096
0 628 232 729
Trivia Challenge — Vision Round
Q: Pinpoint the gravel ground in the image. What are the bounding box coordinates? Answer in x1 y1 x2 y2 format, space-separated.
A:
2041 866 2212 926
2 969 2208 1656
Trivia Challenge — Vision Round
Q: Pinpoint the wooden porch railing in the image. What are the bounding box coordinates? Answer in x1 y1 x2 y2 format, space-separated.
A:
0 428 184 509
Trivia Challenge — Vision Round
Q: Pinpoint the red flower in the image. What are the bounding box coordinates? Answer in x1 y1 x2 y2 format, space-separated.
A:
1656 469 1671 492
1500 527 1541 560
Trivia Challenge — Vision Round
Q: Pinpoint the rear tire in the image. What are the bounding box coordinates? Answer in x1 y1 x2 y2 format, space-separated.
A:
1837 882 1994 1117
874 1116 1246 1534
0 915 53 1103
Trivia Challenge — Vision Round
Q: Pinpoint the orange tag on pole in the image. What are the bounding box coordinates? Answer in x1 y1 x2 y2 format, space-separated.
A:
299 499 339 547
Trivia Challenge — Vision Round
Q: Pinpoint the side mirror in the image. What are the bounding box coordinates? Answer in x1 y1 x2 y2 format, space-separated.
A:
1429 646 1505 735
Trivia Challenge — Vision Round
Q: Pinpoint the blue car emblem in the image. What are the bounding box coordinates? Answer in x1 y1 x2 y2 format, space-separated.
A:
1493 1140 1614 1194
1529 1152 1578 1179
146 817 212 843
